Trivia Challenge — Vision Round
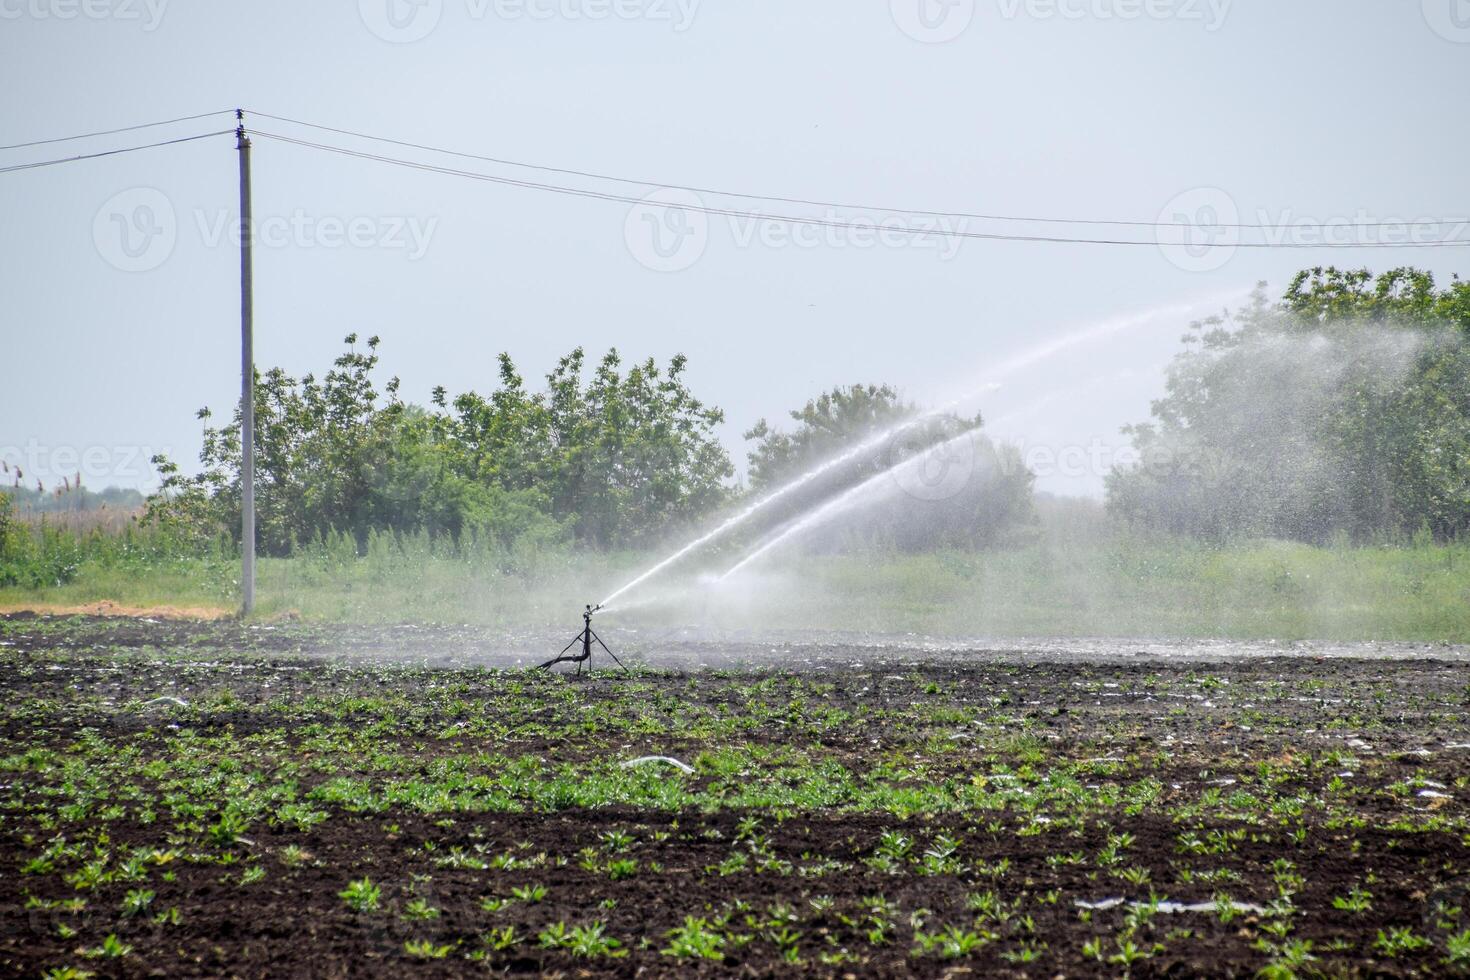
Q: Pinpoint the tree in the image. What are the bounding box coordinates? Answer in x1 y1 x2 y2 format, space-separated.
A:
745 384 917 491
745 384 1033 551
147 338 733 554
150 334 413 553
438 348 733 547
1106 267 1470 541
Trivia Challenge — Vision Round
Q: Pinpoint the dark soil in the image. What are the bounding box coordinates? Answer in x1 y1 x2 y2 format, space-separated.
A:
4 614 1470 978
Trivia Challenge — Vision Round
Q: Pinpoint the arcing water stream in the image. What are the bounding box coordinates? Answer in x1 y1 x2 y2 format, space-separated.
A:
598 296 1233 610
717 427 980 580
595 394 995 608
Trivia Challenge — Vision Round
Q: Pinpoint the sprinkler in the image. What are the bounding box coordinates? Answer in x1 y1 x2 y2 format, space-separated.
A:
540 604 628 674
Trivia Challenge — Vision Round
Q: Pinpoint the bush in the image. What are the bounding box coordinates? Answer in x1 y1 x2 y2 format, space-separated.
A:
0 509 82 588
1107 268 1470 542
146 337 732 555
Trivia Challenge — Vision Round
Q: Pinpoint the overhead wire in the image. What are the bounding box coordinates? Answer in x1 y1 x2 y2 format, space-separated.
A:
0 130 235 173
3 110 1465 249
247 109 1465 233
249 129 1470 250
0 110 236 152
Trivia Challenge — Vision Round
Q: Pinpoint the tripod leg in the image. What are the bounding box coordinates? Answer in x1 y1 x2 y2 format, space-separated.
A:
588 629 630 674
540 633 586 670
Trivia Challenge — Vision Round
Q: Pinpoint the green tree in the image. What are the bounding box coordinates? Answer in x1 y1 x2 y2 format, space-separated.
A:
745 384 1033 550
441 348 732 547
745 384 917 491
147 339 732 554
150 334 410 553
1107 267 1470 541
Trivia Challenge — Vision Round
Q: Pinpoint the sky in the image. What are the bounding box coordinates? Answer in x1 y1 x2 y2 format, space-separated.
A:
2 0 1467 498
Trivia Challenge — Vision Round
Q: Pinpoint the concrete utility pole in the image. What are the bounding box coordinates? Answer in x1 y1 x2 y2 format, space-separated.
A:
236 110 255 615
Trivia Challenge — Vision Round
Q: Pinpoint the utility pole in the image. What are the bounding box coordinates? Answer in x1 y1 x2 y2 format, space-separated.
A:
236 110 255 615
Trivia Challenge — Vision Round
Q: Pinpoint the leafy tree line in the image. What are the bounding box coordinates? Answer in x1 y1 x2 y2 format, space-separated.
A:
1107 267 1470 542
147 336 734 555
145 342 1037 559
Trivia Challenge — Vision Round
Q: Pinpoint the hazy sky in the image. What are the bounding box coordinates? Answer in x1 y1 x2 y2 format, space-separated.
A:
2 0 1466 497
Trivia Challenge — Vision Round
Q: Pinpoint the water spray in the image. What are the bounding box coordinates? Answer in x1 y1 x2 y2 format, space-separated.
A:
597 296 1239 609
595 385 1000 610
719 427 981 580
541 603 628 674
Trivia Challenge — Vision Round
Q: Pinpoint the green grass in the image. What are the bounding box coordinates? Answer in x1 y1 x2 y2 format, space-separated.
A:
0 559 238 611
2 506 1467 640
766 534 1470 641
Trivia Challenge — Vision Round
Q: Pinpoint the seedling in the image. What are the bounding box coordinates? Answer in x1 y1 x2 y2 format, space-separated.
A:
402 897 439 920
606 858 638 880
120 888 154 917
480 926 518 951
913 924 993 959
1445 928 1470 965
339 877 381 913
403 939 452 959
1331 885 1372 914
82 934 132 959
539 921 625 958
510 883 547 904
1373 927 1431 957
663 917 726 959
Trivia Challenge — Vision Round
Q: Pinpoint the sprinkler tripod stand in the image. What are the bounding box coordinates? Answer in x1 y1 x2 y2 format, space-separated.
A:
540 604 628 674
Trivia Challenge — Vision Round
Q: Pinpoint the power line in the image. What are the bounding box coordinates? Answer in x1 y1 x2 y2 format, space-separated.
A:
250 130 1470 250
0 110 235 152
0 131 233 174
1 109 1462 249
247 109 1465 233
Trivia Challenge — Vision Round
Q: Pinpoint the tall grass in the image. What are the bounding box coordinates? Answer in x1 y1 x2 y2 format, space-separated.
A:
744 531 1470 641
2 500 1467 641
12 505 143 536
0 516 235 597
252 527 589 623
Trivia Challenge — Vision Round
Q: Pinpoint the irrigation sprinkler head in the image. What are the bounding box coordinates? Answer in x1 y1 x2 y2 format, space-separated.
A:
541 602 627 675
